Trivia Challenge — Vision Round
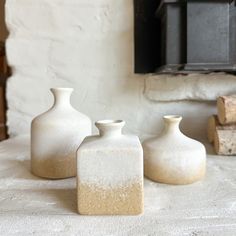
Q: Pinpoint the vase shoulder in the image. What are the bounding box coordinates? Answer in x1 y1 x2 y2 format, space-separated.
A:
32 107 91 126
78 134 142 151
143 132 204 151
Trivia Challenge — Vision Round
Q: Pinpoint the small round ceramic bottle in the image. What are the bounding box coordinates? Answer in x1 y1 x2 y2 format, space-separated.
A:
31 88 91 179
143 115 206 185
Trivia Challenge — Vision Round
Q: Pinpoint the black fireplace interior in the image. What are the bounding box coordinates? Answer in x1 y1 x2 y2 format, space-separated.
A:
134 0 236 74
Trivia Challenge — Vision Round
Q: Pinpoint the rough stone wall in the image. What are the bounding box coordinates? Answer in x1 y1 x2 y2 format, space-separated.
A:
0 0 7 41
5 0 226 141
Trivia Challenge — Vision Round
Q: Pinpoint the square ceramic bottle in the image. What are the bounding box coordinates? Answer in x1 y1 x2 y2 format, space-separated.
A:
77 120 144 215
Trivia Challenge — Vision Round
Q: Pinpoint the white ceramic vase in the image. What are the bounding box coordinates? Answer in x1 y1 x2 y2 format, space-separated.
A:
77 120 143 215
143 115 206 185
31 88 91 179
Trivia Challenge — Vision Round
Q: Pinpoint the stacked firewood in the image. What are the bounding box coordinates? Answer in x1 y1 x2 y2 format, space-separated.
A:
208 95 236 155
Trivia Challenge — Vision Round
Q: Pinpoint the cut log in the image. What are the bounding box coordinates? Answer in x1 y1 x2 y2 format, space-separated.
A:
207 115 236 143
207 115 219 143
214 128 236 155
217 95 236 124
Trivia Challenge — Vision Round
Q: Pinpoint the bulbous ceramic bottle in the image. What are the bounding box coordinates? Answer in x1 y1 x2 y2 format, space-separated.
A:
77 120 143 215
143 115 206 185
31 88 91 179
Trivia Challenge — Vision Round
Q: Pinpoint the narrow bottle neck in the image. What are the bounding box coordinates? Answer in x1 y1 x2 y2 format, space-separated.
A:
95 120 125 138
50 88 73 109
163 115 182 135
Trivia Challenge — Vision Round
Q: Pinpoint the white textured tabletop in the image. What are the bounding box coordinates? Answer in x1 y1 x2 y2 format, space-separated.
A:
0 136 235 236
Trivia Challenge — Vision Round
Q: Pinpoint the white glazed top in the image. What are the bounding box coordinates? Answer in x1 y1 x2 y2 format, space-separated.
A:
77 120 143 188
31 87 91 158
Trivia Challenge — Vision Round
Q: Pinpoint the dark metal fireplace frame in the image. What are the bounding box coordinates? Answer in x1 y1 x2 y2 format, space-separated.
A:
157 0 236 73
134 0 236 74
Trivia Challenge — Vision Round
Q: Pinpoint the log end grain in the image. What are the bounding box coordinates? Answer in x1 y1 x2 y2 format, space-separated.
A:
207 115 218 143
217 96 226 125
217 95 236 125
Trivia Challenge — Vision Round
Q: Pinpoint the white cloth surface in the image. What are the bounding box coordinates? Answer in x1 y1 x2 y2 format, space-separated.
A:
0 136 235 236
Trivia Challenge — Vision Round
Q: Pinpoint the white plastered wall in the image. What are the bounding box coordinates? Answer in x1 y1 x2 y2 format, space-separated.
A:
6 0 232 141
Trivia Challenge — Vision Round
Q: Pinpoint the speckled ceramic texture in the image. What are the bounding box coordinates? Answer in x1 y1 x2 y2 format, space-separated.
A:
143 115 206 185
77 120 144 215
31 88 91 179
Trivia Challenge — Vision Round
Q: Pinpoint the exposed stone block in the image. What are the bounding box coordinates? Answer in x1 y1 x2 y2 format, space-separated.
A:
145 73 236 101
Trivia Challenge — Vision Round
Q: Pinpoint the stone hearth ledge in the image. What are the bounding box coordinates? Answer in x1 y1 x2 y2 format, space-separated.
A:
144 72 236 101
0 136 235 235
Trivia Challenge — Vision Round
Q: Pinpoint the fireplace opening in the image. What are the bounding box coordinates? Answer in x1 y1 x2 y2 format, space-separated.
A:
135 0 236 74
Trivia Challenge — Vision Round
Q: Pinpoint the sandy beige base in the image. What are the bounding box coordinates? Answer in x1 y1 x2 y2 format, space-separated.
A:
77 182 143 215
144 163 206 185
31 154 76 179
